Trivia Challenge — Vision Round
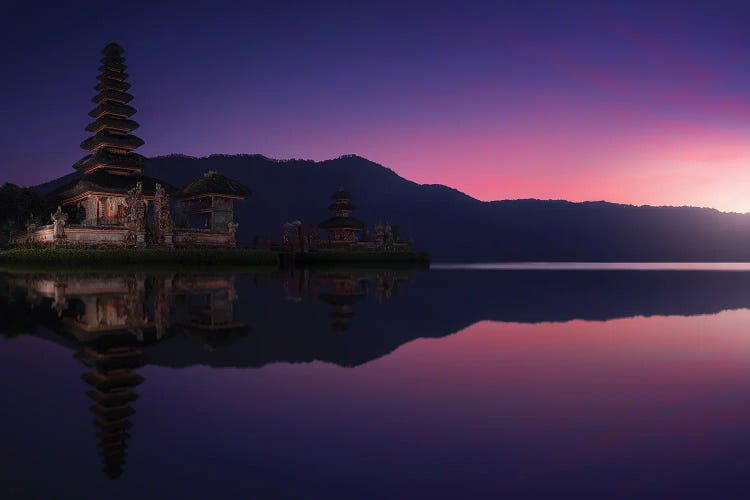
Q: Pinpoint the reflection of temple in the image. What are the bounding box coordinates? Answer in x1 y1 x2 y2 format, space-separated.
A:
173 274 247 350
9 273 246 479
280 269 412 332
318 274 366 331
16 42 248 248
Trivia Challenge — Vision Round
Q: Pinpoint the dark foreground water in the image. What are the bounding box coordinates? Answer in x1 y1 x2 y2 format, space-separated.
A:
3 265 750 499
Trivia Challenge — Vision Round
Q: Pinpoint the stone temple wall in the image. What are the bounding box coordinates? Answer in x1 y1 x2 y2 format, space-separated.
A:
173 230 234 248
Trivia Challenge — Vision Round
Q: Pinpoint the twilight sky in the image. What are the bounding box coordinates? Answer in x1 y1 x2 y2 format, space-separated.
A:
1 0 749 211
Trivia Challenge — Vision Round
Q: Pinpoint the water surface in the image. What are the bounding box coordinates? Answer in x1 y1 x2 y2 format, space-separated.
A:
2 266 750 498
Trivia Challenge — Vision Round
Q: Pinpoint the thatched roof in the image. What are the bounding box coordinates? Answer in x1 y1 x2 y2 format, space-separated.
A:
73 150 147 172
178 171 250 199
330 187 352 200
328 202 356 212
319 216 365 230
102 42 124 56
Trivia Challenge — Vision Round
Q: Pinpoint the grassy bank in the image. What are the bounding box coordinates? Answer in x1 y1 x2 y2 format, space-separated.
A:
0 248 280 268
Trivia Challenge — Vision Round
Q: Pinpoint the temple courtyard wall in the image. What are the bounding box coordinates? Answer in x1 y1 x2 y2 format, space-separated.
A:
16 226 237 248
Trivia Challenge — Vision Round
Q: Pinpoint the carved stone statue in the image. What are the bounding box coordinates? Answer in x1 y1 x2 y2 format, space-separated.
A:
308 225 321 249
374 223 384 249
153 184 174 247
384 224 394 250
124 182 146 246
51 206 68 242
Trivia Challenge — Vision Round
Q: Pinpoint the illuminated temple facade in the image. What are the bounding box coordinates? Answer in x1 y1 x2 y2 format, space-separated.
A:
17 42 248 248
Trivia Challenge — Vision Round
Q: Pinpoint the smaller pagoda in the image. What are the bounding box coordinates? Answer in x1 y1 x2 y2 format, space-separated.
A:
174 171 250 247
319 187 365 244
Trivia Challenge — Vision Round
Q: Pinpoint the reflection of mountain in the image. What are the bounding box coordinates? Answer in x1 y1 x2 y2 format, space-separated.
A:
8 269 750 371
144 269 750 368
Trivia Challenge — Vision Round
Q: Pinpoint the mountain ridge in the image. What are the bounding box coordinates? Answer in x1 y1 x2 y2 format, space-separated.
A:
32 153 750 261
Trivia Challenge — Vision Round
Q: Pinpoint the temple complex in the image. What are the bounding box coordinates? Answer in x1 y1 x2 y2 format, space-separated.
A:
318 188 365 244
16 42 248 248
277 186 418 258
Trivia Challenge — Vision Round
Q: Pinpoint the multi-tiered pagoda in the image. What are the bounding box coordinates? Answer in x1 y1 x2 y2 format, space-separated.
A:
319 187 365 244
60 42 166 232
16 41 249 248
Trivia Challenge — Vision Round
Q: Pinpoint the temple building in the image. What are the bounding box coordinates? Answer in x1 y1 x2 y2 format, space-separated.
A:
319 187 365 244
174 171 250 247
58 42 167 246
17 42 248 248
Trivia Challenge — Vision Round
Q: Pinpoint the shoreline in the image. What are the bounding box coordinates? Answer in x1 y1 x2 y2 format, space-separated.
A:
0 248 431 270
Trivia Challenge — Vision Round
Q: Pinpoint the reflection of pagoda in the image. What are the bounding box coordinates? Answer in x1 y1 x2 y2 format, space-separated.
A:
77 334 144 479
319 187 365 244
7 272 246 479
318 274 366 331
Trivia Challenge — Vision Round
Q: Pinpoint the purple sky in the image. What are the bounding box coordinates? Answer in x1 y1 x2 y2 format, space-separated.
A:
1 0 749 210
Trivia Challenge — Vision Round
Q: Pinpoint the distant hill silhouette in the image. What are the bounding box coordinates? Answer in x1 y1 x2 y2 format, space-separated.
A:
36 153 750 262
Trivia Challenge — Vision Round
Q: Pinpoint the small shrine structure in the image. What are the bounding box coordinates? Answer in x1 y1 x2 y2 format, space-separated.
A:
318 187 365 244
174 171 250 247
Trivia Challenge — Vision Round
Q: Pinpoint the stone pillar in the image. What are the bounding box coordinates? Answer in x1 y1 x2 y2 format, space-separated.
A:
228 222 239 248
154 184 174 247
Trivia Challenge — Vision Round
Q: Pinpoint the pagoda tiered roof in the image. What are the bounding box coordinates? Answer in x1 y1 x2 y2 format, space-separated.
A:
319 216 365 229
320 187 365 230
95 80 131 92
73 42 146 175
73 150 147 174
80 130 145 151
87 101 137 119
96 72 128 84
328 201 356 212
92 89 134 105
85 116 139 134
59 170 176 201
331 188 352 200
98 61 127 72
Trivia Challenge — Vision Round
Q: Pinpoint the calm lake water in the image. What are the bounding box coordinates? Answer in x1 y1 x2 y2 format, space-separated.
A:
3 264 750 498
